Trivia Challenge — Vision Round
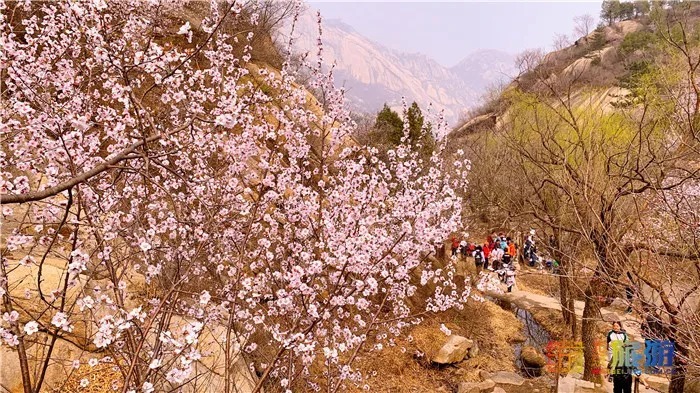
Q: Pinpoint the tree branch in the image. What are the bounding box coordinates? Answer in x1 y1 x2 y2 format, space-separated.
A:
1 122 193 204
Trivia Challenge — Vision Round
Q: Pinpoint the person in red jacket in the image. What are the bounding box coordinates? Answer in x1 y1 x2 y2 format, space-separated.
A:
482 243 491 270
507 238 517 259
451 237 460 257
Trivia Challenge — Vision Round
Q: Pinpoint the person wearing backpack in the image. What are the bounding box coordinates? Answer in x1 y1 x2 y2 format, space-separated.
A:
473 245 485 269
607 321 629 372
528 243 538 267
505 265 517 292
606 321 632 393
502 251 512 267
451 237 460 257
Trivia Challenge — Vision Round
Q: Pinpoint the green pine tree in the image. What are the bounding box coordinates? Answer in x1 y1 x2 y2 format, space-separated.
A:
374 104 403 145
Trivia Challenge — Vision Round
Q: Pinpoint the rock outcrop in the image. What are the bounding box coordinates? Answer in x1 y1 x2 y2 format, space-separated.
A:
432 335 473 364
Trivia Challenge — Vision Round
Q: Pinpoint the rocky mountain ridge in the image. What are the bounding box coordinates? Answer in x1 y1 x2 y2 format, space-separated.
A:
278 9 516 122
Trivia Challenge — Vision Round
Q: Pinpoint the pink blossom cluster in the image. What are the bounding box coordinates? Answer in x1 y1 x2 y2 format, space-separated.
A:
1 1 471 392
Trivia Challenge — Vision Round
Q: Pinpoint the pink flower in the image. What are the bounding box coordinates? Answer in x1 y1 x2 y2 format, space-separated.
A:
23 321 39 336
439 324 452 336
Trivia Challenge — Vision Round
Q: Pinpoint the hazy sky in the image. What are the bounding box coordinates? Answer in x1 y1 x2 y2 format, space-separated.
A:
310 1 603 67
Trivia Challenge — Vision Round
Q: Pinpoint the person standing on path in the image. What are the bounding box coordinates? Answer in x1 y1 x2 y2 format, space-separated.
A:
613 372 633 393
607 321 629 370
490 246 504 270
473 245 485 270
607 321 633 393
507 238 516 259
505 265 516 292
451 237 459 257
482 243 491 270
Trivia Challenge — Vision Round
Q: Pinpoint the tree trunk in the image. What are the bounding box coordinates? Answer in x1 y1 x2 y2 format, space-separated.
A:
559 265 578 339
569 295 578 340
668 322 687 393
668 352 687 393
551 232 577 339
565 267 578 340
560 273 571 325
583 230 616 383
581 290 602 383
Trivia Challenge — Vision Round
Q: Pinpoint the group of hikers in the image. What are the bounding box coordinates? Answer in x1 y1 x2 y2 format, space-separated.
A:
447 231 676 393
450 231 538 293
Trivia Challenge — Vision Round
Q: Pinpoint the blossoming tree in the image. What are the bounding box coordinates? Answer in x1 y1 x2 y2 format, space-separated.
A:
0 1 471 392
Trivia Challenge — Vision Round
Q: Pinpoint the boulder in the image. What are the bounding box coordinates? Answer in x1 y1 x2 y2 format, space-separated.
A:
617 20 645 35
479 379 496 391
479 370 493 381
457 382 480 393
562 56 594 77
457 379 496 393
521 345 546 368
558 376 576 393
491 371 525 386
493 388 506 393
458 379 496 393
432 335 473 364
599 46 617 65
468 340 480 358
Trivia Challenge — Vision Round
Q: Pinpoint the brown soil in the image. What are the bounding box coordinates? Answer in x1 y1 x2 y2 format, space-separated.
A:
347 299 526 392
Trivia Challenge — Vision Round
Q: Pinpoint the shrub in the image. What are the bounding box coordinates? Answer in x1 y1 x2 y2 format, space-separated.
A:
619 60 654 91
589 27 607 51
619 30 657 56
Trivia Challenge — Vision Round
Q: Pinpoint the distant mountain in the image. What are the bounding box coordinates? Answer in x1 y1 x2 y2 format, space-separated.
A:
451 49 517 93
277 10 516 123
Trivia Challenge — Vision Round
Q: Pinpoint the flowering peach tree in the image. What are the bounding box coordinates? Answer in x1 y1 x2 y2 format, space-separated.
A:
0 1 471 392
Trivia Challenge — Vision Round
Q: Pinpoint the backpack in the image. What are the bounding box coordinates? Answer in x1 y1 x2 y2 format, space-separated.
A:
523 241 532 258
606 330 628 349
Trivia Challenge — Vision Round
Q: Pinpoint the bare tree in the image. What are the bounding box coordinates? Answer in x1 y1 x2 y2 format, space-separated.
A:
462 52 700 388
553 33 572 51
574 14 595 38
515 48 545 77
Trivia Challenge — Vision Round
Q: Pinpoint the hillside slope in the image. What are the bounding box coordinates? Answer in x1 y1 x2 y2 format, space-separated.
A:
449 18 649 139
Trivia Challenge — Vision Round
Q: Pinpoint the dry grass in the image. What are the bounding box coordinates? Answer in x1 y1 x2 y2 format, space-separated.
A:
347 300 524 392
51 362 123 393
517 270 560 298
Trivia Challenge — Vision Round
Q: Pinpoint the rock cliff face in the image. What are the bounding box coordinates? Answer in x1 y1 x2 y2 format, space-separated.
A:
279 10 515 122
